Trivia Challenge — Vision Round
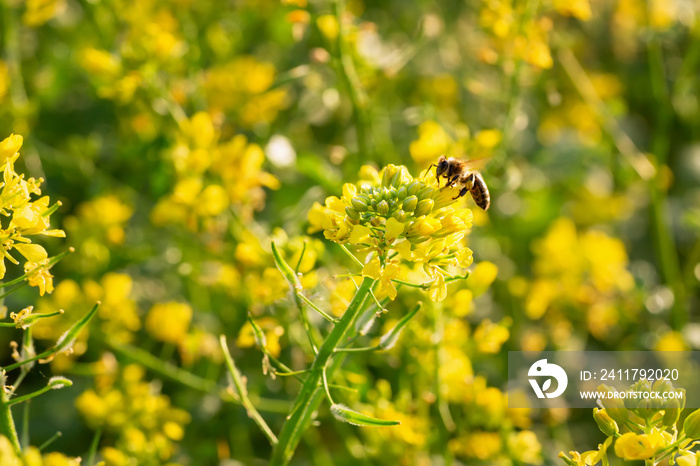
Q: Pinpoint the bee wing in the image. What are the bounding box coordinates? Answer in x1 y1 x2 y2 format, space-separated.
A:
460 156 491 170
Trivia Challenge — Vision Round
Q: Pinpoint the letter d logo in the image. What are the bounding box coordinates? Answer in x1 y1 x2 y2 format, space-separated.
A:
528 359 568 399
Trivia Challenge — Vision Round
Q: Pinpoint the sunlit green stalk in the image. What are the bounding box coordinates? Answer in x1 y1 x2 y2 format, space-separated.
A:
270 276 373 465
647 36 686 329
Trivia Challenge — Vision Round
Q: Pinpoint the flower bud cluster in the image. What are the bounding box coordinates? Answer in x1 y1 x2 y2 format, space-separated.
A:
562 379 694 465
308 164 475 301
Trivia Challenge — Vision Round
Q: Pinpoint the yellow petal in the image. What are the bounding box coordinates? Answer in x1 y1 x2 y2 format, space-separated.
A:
13 243 48 262
348 224 371 244
429 274 447 302
0 134 23 161
362 257 381 280
385 217 404 243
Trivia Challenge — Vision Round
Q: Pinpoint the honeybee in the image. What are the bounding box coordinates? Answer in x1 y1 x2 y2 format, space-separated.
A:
430 155 491 210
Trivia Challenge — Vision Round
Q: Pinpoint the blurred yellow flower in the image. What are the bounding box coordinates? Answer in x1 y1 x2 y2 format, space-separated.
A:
23 0 66 26
76 364 191 464
450 431 502 460
508 430 542 464
317 14 339 40
473 319 510 354
655 331 688 351
409 121 455 166
553 0 591 20
0 61 8 103
237 316 285 357
145 302 193 344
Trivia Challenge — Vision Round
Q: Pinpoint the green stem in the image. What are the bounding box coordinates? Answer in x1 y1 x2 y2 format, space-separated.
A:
296 292 338 323
270 276 373 465
647 37 686 329
86 428 101 465
0 401 20 455
220 335 278 446
8 386 52 406
2 348 54 372
271 242 319 354
38 431 62 452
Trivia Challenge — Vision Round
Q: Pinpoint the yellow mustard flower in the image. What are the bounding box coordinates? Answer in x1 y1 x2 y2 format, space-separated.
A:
449 431 502 460
473 318 510 354
0 435 81 465
22 0 66 26
308 164 477 302
508 430 542 464
560 436 612 466
0 135 65 294
76 364 190 465
614 430 668 461
145 301 193 344
237 316 285 358
677 451 699 466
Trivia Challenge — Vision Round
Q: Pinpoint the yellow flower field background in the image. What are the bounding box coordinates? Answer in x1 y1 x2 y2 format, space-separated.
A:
0 0 699 464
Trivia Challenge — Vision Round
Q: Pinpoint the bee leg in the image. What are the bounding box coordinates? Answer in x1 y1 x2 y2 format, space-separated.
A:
453 187 468 199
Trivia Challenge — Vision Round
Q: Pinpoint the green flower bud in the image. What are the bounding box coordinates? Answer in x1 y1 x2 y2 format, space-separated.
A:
416 186 435 200
381 165 397 187
414 198 434 217
632 379 652 393
377 200 390 215
593 408 619 437
662 398 681 427
48 376 73 389
370 199 378 210
393 210 407 223
598 384 629 425
677 389 687 410
390 167 406 188
396 186 408 200
652 379 675 409
406 181 422 196
684 409 700 439
636 397 653 420
346 206 360 220
351 196 369 212
402 195 418 212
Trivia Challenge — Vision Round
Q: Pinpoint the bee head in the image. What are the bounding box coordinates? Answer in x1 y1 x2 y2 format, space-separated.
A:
436 155 448 177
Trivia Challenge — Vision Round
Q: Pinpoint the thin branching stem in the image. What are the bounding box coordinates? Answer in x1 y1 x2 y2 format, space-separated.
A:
220 335 278 446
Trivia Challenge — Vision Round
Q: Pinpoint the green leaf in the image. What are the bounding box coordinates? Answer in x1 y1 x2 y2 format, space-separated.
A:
330 404 400 427
378 302 421 350
52 302 100 354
